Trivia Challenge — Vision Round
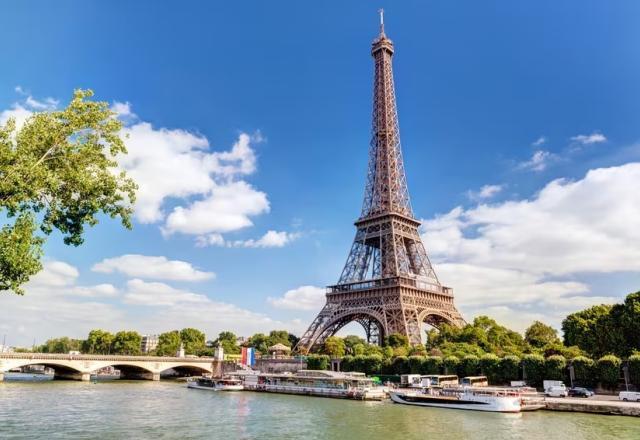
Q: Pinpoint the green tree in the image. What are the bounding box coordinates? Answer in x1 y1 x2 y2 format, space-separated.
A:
39 337 82 353
245 333 269 354
343 335 366 354
459 354 480 377
498 355 521 384
385 333 409 349
544 355 567 381
521 354 545 387
479 354 500 384
408 356 423 374
267 330 291 347
443 356 459 375
391 356 410 374
621 292 640 354
322 336 345 358
525 321 560 348
628 354 640 387
597 355 621 389
571 356 595 387
111 331 141 355
307 354 329 370
215 331 240 355
562 304 624 358
180 328 205 355
156 330 181 356
82 329 114 354
421 356 442 375
0 89 137 294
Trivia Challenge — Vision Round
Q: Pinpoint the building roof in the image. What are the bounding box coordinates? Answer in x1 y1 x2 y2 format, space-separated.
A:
268 343 291 352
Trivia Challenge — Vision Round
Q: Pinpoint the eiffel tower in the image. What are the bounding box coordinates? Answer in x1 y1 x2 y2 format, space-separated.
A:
295 11 465 354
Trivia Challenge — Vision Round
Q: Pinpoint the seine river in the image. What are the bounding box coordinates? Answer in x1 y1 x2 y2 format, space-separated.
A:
1 375 639 439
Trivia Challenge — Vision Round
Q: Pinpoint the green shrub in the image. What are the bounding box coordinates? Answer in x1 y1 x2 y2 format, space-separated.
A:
521 354 545 387
498 355 521 384
459 355 480 377
408 356 423 374
545 355 567 381
570 356 595 387
480 354 500 384
443 356 460 375
306 354 329 370
421 356 442 375
597 355 621 389
628 355 640 387
362 355 383 375
341 355 354 372
392 356 410 375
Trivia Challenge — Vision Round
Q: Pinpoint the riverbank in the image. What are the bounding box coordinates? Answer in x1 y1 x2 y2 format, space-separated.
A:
544 397 640 417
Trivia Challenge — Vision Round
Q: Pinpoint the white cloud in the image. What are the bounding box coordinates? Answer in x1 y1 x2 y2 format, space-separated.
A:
532 136 547 147
422 162 640 330
115 111 269 239
268 285 326 311
517 150 555 172
71 284 119 298
163 181 269 236
467 184 503 201
0 88 58 131
123 279 211 306
200 230 301 248
92 254 214 281
571 132 607 145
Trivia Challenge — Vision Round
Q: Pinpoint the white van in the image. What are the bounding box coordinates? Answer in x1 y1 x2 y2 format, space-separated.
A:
619 391 640 402
546 385 568 397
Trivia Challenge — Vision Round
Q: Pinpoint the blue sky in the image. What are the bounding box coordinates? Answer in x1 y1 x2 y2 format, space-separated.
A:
2 1 640 346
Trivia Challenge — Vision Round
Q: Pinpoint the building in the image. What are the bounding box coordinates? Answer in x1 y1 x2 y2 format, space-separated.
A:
140 334 159 353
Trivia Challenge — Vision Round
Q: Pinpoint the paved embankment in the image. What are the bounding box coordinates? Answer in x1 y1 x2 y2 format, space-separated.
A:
545 397 640 417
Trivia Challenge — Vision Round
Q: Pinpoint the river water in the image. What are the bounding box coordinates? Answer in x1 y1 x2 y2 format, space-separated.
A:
1 376 639 439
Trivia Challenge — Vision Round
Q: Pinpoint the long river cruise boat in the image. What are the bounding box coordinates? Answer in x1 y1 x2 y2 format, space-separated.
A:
243 370 386 401
389 387 523 413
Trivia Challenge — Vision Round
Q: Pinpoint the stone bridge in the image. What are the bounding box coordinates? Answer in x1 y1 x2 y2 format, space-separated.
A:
0 353 221 381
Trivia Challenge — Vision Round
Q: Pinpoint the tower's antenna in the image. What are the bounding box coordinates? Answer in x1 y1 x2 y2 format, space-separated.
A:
378 8 385 34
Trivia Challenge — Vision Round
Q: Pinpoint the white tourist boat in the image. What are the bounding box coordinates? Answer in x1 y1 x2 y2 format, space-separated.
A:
243 370 386 400
389 387 522 413
187 377 244 391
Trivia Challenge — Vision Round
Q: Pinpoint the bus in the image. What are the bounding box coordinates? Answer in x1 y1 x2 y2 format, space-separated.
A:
422 375 459 387
461 376 489 387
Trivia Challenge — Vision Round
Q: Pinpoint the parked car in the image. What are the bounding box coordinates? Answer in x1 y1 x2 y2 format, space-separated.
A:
568 387 594 398
619 391 640 402
546 385 568 397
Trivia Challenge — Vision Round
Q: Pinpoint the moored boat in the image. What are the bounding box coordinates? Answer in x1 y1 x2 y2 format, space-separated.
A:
243 370 386 401
389 387 522 413
187 376 244 391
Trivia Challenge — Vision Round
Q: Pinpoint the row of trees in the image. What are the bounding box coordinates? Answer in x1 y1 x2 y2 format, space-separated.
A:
32 328 300 357
308 353 640 390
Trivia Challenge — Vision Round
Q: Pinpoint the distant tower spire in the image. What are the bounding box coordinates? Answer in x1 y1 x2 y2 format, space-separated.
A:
379 8 385 35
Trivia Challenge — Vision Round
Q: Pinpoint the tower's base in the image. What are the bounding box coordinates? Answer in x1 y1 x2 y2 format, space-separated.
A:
295 277 465 354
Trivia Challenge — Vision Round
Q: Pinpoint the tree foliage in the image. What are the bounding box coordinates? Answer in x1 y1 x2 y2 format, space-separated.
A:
544 355 567 381
322 336 346 358
306 354 329 370
0 90 137 294
111 331 141 355
156 331 181 356
522 354 545 387
525 321 560 348
82 329 114 354
180 328 206 355
38 337 82 353
596 355 621 389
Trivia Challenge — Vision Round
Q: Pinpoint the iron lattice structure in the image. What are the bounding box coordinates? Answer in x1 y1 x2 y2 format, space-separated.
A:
295 14 465 354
